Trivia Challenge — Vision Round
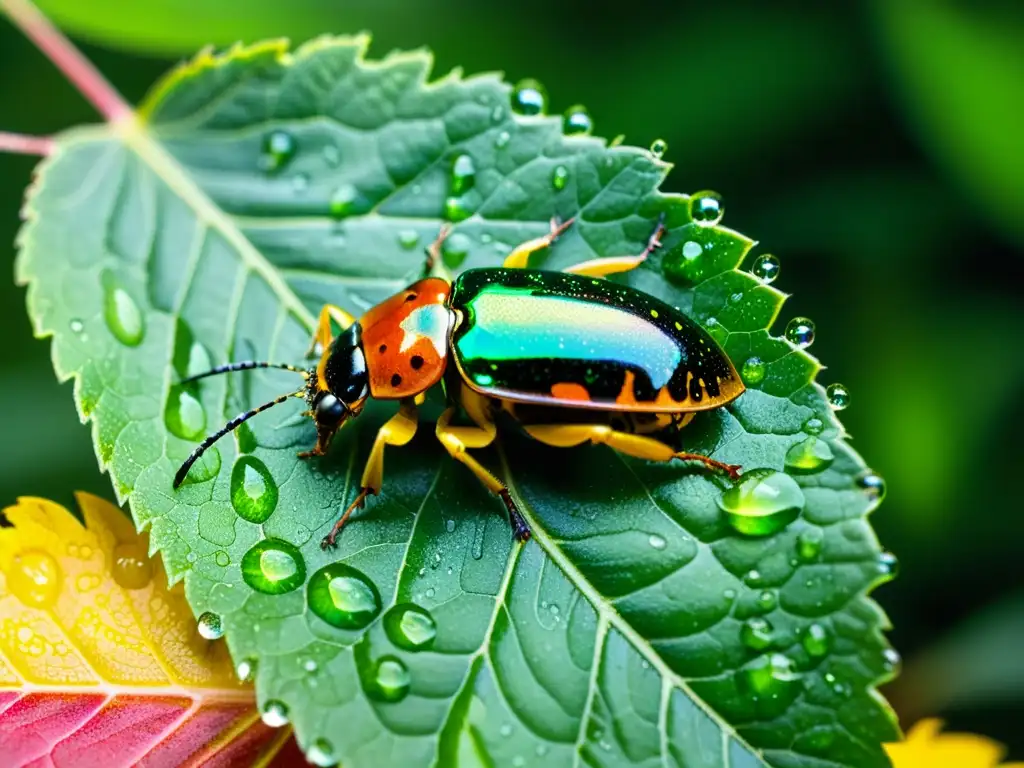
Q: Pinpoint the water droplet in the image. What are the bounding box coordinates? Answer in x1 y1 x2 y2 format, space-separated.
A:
8 550 61 608
450 154 476 196
261 699 289 727
441 232 471 268
303 658 319 673
369 656 410 702
650 138 668 158
803 417 824 435
512 757 526 768
398 229 419 250
236 657 256 682
741 618 774 651
741 357 766 386
495 130 511 148
444 195 472 223
802 623 830 657
563 104 592 135
757 590 778 612
552 165 569 190
500 724 514 738
242 538 305 595
826 383 850 410
329 184 358 219
383 603 437 651
260 131 296 172
662 240 705 283
308 739 336 767
876 552 899 581
165 385 206 441
230 456 278 523
214 550 230 567
739 653 801 703
882 648 902 673
718 469 805 536
857 471 886 502
648 534 667 550
112 543 152 590
292 173 309 193
308 563 381 629
751 253 781 284
511 79 547 115
197 611 223 640
69 318 84 334
785 317 815 348
102 272 144 347
796 528 824 562
704 316 727 345
785 436 834 474
690 191 724 226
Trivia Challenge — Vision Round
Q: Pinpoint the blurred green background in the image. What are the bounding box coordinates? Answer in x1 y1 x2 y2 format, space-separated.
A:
1 0 1022 755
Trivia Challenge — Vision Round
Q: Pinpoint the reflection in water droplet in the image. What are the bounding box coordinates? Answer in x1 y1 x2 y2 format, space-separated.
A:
303 658 319 673
329 184 358 219
741 357 766 386
165 386 206 441
112 543 152 590
214 551 230 567
308 739 336 767
718 469 805 536
857 471 886 502
826 383 850 410
398 229 419 250
739 654 802 715
662 240 705 283
650 138 668 159
563 105 592 135
308 563 382 629
785 317 815 348
69 319 84 334
261 699 289 727
236 657 256 682
552 165 569 190
690 191 724 227
102 273 144 346
803 417 824 435
802 623 830 657
260 131 296 173
511 79 547 115
876 552 899 581
369 656 411 703
197 611 223 640
230 456 278 523
495 130 511 149
784 436 834 474
648 534 667 550
450 154 476 196
441 232 471 268
757 590 778 612
751 253 781 284
242 539 305 595
444 196 472 223
882 648 902 673
796 528 824 562
741 618 774 651
8 550 61 608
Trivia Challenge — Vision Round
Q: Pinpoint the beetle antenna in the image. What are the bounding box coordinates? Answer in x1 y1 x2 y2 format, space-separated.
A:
173 388 305 488
181 361 308 384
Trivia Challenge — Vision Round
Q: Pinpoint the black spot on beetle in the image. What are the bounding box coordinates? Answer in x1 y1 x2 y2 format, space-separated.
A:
379 344 387 353
405 293 418 302
391 373 403 387
410 355 424 370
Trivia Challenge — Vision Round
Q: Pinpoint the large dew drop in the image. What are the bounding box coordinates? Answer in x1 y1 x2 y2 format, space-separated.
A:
826 383 850 410
857 471 886 502
329 184 358 219
785 317 815 348
441 233 471 269
689 191 724 227
563 104 593 135
112 543 152 590
650 138 668 159
242 539 306 595
450 154 476 196
383 603 438 651
751 253 781 284
739 653 802 717
197 611 223 640
261 699 289 727
8 550 61 608
308 563 382 630
101 272 144 347
802 623 830 657
307 739 337 767
165 385 206 441
369 656 411 703
741 356 766 386
718 469 805 536
259 131 296 173
230 456 278 523
741 618 774 651
784 436 834 474
511 79 547 115
551 165 569 190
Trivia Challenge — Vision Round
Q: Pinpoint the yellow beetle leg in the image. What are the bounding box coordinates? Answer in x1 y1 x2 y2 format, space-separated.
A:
320 399 419 549
502 216 575 269
523 422 741 480
435 405 530 540
307 303 358 358
563 216 666 279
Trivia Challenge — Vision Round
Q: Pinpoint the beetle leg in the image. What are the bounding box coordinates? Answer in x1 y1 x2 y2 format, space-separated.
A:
306 303 358 358
501 216 575 269
522 422 741 480
562 214 666 279
435 406 530 540
320 399 419 549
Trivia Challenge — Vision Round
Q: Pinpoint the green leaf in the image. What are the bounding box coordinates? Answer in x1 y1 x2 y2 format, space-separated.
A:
15 37 899 766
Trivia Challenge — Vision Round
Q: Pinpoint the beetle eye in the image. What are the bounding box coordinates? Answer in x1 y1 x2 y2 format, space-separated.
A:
315 394 346 425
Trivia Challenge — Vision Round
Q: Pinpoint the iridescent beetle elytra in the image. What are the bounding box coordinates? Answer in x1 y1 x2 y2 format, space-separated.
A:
173 217 745 548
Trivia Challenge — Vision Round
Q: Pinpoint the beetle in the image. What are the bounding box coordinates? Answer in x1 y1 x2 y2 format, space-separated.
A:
173 217 745 549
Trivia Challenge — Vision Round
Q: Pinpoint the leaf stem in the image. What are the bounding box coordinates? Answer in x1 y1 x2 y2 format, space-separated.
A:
0 130 53 156
0 0 132 123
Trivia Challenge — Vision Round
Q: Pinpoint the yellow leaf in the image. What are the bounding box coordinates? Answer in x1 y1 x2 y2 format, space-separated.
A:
0 493 300 766
886 719 1024 768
